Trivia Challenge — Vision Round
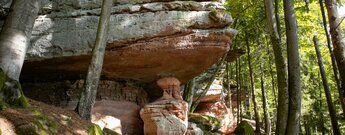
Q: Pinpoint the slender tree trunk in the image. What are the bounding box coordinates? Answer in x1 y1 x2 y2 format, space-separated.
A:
304 120 311 135
238 57 242 122
320 0 345 118
246 35 261 133
283 0 301 134
274 0 281 38
226 63 232 111
324 0 345 115
190 55 226 113
0 0 40 107
264 0 289 134
77 0 112 120
319 80 326 135
236 57 241 124
260 65 271 135
0 0 40 80
183 78 194 111
313 36 341 135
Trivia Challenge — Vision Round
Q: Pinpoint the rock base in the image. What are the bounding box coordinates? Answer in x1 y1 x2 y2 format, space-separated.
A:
140 99 188 135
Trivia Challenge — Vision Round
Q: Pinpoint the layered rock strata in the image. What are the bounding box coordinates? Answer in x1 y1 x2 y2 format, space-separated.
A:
16 0 236 84
140 77 188 135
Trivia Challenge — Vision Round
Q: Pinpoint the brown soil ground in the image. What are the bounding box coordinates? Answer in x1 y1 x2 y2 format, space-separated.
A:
0 99 92 135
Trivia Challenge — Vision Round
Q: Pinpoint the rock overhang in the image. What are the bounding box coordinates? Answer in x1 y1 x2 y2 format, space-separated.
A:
19 0 237 84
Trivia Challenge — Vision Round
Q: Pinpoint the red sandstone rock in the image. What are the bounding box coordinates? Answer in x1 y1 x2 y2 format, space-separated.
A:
194 94 236 134
91 100 143 135
140 99 188 135
140 77 188 135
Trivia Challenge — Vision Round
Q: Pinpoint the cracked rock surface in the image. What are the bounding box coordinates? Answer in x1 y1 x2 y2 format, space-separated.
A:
17 0 236 84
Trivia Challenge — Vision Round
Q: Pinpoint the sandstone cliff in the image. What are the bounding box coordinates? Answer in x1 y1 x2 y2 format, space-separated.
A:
8 0 237 84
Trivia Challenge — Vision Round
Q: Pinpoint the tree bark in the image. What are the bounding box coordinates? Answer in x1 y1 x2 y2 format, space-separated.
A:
0 0 40 107
77 0 112 120
0 0 40 80
283 0 301 134
246 35 261 133
260 65 271 135
236 57 241 125
183 78 194 111
264 0 289 134
319 81 326 135
190 55 226 113
313 36 341 135
325 0 345 118
226 63 232 111
320 0 345 118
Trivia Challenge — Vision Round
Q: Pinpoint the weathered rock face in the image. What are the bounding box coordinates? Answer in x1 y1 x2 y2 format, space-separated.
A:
91 100 143 135
21 80 148 109
194 94 236 134
16 0 236 84
140 77 188 135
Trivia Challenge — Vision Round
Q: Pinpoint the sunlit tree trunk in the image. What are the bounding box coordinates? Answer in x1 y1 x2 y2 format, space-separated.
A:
77 0 112 119
264 0 289 134
283 0 301 134
260 65 271 135
246 35 261 133
0 0 39 80
0 0 40 107
320 0 345 118
313 36 341 135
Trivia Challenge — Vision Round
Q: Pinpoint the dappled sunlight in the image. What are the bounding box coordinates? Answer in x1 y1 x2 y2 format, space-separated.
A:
92 114 122 134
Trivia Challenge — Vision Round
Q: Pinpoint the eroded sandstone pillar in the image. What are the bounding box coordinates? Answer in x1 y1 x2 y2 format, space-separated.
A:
140 77 188 135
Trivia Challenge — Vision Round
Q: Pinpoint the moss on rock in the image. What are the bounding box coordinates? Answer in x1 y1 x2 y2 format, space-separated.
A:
16 110 58 135
0 68 29 108
89 124 104 135
188 113 221 132
209 9 232 24
234 121 254 135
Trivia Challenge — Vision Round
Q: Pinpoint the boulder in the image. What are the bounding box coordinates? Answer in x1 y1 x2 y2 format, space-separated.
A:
91 100 143 135
140 77 188 135
16 0 236 84
140 99 188 135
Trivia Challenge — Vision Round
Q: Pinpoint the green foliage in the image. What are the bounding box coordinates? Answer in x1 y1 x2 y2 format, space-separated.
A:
89 124 103 135
224 0 345 134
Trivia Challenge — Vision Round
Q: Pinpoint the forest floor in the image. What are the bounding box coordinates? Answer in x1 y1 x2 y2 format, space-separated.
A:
0 99 92 135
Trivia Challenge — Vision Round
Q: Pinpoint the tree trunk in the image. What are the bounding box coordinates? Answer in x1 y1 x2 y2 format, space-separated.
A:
313 36 341 135
324 0 345 117
77 0 112 120
226 63 232 111
319 81 326 135
283 0 301 134
246 35 261 133
0 0 40 80
183 78 194 111
319 0 345 118
190 55 226 113
0 0 40 107
264 0 289 134
236 57 241 125
260 65 271 135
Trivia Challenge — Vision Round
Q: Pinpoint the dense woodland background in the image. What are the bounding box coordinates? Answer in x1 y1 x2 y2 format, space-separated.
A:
217 0 345 134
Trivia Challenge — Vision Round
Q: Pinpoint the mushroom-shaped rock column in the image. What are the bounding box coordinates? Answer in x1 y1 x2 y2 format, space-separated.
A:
140 77 188 135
